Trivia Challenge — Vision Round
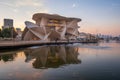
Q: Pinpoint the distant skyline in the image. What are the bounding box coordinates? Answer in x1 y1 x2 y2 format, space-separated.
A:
0 0 120 36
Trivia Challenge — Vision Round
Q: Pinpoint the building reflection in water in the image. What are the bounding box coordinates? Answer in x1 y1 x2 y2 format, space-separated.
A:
24 46 81 69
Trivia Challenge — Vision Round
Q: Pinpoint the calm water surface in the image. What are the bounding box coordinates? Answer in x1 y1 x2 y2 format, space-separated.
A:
0 42 120 80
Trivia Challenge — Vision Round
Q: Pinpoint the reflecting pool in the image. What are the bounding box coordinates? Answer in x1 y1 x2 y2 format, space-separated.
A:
0 42 120 80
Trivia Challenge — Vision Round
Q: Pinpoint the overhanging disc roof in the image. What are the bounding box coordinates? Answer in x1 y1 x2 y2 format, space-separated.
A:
32 13 81 22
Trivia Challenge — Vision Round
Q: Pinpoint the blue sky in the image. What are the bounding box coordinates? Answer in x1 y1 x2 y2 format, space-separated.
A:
0 0 120 36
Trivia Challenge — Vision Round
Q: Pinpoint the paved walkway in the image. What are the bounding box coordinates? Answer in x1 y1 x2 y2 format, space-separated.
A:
0 40 73 47
0 40 98 50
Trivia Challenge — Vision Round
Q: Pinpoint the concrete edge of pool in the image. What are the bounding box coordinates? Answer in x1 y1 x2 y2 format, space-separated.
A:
0 40 98 50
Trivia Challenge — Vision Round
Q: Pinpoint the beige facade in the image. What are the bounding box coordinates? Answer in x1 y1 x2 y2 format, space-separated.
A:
22 13 81 41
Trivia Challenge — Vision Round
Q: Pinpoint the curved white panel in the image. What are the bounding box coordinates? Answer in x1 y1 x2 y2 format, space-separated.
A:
25 21 39 28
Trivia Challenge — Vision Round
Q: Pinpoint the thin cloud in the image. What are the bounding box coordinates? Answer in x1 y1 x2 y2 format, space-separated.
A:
0 0 43 8
0 2 19 13
0 2 15 8
0 0 48 13
26 9 49 17
72 3 76 8
15 0 43 7
112 3 120 7
13 9 19 13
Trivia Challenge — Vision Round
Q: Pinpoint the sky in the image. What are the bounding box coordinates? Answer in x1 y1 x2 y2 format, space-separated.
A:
0 0 120 36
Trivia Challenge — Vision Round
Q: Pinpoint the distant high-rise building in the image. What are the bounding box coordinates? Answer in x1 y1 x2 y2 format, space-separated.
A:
3 19 13 28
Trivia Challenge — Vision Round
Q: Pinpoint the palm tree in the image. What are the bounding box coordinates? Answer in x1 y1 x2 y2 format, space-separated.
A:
1 27 17 38
1 28 12 38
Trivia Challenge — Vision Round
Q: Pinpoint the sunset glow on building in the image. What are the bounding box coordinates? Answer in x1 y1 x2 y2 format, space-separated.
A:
0 0 120 36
